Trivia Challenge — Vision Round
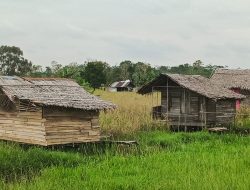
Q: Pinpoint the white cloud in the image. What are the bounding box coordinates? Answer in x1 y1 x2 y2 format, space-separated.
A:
0 0 250 68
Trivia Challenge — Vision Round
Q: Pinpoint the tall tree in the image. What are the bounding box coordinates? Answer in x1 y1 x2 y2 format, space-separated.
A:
30 64 44 77
119 60 134 80
0 45 32 76
132 62 158 86
51 60 62 75
83 61 109 90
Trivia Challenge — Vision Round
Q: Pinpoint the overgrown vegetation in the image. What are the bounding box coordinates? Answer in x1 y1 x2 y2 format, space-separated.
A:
0 91 249 189
235 107 250 128
0 132 249 189
95 90 166 136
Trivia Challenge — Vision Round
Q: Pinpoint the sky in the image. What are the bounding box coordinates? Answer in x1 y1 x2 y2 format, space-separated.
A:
1 0 250 68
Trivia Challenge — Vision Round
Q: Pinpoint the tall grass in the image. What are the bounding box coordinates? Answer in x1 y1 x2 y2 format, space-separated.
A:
95 90 166 136
0 91 249 189
235 107 250 128
0 132 249 190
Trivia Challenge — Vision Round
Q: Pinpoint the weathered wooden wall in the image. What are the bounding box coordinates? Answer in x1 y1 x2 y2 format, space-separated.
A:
0 92 101 145
216 100 236 124
0 109 47 145
205 98 216 124
43 108 100 145
159 85 236 127
161 88 202 125
0 91 46 145
240 90 250 106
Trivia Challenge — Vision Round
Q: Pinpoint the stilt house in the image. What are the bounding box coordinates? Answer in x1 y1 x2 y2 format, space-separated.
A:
0 76 116 146
138 74 245 128
210 69 250 108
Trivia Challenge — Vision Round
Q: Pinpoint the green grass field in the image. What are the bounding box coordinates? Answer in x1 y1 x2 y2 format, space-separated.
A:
0 132 249 190
0 91 250 189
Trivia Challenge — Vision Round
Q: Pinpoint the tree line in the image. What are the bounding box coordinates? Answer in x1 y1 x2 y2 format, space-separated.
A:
0 45 224 90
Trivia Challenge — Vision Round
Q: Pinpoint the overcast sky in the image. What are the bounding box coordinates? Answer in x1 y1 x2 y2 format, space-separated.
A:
1 0 250 68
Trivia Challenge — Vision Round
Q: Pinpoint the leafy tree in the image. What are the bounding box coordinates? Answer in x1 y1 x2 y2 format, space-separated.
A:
157 66 170 74
57 62 80 78
82 61 109 90
0 45 32 76
0 46 224 89
119 60 134 80
132 62 158 87
30 65 44 77
51 61 62 75
105 66 118 85
45 67 53 77
156 60 222 78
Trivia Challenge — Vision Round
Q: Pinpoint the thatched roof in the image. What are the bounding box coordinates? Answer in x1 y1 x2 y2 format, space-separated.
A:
138 74 245 100
210 69 250 90
0 76 116 111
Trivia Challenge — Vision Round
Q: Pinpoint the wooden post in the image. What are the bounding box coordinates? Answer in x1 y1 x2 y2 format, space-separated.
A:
151 87 154 119
204 111 207 130
203 97 207 129
234 113 236 129
166 78 169 122
184 89 187 132
157 89 158 108
178 114 180 132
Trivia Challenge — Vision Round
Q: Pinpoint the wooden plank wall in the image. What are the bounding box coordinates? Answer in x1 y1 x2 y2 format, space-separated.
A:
240 90 250 107
206 98 216 125
161 89 201 124
159 85 237 127
161 88 182 114
43 108 100 145
161 89 168 114
0 109 47 145
187 92 200 123
216 100 236 124
0 94 101 145
176 90 201 124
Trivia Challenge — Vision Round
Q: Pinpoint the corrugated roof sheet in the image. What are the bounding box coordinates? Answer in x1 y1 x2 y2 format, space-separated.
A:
110 80 131 88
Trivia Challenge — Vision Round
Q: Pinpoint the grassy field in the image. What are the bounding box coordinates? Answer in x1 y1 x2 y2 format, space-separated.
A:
95 90 167 136
235 107 250 129
0 91 249 189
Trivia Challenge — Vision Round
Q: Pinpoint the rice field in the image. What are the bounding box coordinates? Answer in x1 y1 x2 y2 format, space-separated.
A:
0 91 249 190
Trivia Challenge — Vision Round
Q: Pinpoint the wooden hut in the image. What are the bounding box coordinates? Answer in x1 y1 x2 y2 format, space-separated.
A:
138 74 245 128
210 69 250 108
0 76 116 146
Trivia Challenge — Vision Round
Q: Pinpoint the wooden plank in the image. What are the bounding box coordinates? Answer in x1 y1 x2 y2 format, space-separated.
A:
45 121 91 125
13 121 42 126
45 134 96 140
45 126 92 131
0 125 44 131
0 136 47 146
46 138 99 145
4 130 46 136
0 120 14 124
88 131 100 136
91 118 99 125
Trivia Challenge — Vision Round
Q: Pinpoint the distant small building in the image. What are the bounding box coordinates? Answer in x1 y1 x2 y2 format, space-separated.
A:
108 80 134 92
138 74 245 129
210 69 250 108
0 76 116 146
